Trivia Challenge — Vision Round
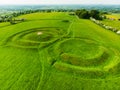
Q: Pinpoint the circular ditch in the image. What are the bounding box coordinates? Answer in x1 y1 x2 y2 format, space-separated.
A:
50 38 120 79
5 27 63 48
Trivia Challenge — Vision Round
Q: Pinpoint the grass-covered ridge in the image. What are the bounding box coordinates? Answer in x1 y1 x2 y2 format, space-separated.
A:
0 12 120 90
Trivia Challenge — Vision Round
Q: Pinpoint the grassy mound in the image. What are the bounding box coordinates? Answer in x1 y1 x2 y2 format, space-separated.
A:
51 38 120 79
5 27 64 48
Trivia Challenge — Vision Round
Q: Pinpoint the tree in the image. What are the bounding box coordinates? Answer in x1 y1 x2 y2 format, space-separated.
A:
75 9 90 19
75 9 102 20
80 10 90 19
89 10 102 20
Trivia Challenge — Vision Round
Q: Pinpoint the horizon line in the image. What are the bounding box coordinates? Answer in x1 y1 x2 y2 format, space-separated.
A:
0 4 120 5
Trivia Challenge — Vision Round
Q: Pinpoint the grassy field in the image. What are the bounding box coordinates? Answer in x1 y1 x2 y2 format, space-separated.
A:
105 14 120 20
101 19 120 30
101 14 120 30
0 12 120 90
0 22 10 28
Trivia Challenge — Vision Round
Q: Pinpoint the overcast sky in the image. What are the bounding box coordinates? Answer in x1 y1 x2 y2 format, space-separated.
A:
0 0 120 5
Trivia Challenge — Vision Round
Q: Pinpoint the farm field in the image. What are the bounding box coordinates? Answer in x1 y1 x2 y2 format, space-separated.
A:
101 19 120 30
101 14 120 30
105 14 120 20
0 12 120 90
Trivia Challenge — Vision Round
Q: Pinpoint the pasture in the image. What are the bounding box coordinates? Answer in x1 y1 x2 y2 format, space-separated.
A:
105 14 119 20
102 14 120 30
101 19 120 30
0 12 120 90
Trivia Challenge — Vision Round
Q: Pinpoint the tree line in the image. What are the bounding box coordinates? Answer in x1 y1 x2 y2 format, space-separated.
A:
0 9 102 24
0 9 42 23
75 9 102 20
0 9 74 24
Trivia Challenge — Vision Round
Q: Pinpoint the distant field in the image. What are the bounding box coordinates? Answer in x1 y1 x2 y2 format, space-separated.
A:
105 14 120 20
102 14 120 30
101 19 120 30
0 12 120 90
15 12 77 21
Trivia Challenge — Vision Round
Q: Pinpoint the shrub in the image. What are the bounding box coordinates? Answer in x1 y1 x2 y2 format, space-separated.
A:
62 20 70 22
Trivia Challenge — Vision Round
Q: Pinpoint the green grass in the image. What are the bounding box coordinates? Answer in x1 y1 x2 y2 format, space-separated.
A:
101 19 120 30
0 22 10 28
105 14 120 20
102 13 120 30
15 12 77 21
0 12 120 90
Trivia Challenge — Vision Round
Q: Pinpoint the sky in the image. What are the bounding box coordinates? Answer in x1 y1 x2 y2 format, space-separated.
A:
0 0 120 5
